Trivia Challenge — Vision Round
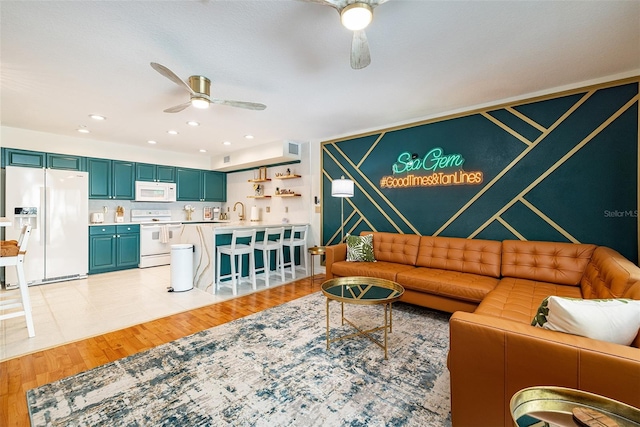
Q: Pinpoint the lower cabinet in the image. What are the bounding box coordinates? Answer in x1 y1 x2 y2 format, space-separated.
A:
89 225 140 274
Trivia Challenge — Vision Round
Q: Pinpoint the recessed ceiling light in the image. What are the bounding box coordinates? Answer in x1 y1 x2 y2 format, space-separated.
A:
186 121 200 127
89 114 106 121
223 141 231 146
77 128 90 134
199 149 207 153
147 140 157 145
244 135 254 139
167 130 179 135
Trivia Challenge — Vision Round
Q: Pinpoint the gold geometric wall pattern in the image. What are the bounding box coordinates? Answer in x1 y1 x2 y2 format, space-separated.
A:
322 79 639 261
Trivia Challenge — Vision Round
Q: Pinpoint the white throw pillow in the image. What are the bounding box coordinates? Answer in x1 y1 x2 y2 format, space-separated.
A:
532 296 640 346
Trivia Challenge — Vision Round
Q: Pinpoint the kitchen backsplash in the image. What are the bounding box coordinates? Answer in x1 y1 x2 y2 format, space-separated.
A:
88 200 223 223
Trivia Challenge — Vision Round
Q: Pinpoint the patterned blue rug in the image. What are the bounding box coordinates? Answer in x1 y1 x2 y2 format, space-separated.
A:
27 292 452 426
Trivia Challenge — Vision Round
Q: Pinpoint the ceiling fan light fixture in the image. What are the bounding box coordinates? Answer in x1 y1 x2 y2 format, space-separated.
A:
341 3 373 31
191 97 209 109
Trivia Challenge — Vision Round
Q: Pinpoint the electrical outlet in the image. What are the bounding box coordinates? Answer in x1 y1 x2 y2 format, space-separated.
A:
285 206 288 213
266 206 270 213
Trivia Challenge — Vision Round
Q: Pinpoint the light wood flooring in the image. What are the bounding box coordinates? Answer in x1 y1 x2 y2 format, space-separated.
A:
1 274 325 427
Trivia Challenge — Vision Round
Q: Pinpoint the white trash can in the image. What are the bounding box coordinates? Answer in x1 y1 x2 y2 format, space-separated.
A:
170 244 194 292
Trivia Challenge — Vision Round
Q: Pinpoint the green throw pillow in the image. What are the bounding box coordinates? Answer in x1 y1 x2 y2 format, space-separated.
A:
346 234 376 262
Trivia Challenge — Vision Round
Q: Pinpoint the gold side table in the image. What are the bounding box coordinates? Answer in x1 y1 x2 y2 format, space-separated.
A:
308 246 325 284
321 276 404 359
510 386 640 427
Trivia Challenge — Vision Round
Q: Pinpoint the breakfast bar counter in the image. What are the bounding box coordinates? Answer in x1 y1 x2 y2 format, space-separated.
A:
179 222 309 293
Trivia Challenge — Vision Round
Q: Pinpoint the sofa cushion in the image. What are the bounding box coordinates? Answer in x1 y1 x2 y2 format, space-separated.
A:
346 234 376 262
397 267 499 303
330 260 416 281
362 232 421 265
501 240 596 286
532 296 640 346
475 277 582 324
416 236 502 278
581 246 640 299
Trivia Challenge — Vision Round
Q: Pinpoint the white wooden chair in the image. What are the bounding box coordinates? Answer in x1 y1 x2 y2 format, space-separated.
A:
216 229 257 296
282 225 309 280
0 225 35 337
254 227 285 287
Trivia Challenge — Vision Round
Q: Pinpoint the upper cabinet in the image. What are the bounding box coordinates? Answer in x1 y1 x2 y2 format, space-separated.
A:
203 170 226 202
136 163 176 183
2 148 84 170
176 168 226 202
3 148 46 168
46 153 85 171
88 158 135 200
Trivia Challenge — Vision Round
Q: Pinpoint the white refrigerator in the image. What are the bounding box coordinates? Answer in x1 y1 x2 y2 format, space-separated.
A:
5 166 88 286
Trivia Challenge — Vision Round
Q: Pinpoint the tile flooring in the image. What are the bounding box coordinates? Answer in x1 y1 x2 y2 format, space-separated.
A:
0 265 311 362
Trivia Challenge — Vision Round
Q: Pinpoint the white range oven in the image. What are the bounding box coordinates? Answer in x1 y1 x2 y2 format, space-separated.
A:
131 209 183 268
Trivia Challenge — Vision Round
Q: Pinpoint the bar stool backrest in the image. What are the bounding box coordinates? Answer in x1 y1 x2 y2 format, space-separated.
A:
262 227 285 245
231 228 256 249
288 225 308 244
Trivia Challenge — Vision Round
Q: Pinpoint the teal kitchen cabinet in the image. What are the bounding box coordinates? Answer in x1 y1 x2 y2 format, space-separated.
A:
176 168 203 201
89 225 140 274
136 163 176 183
46 153 85 171
203 170 226 202
88 158 135 199
2 148 46 168
89 226 117 273
176 168 226 202
2 149 85 170
115 225 140 269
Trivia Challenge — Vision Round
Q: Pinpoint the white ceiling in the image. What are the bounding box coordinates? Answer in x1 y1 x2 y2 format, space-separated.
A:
1 1 639 159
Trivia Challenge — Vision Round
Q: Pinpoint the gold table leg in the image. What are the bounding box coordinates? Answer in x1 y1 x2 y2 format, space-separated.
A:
326 297 330 350
324 300 396 360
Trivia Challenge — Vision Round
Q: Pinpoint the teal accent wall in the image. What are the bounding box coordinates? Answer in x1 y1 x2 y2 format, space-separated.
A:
322 81 639 262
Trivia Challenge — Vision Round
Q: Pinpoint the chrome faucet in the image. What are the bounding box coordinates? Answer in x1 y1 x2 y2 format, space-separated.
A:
233 202 246 221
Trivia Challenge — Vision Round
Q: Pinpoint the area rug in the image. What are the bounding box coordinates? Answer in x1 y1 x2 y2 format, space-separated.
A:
27 292 452 426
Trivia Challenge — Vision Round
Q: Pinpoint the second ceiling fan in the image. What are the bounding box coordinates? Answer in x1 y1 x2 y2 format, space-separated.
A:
305 0 389 69
151 62 266 113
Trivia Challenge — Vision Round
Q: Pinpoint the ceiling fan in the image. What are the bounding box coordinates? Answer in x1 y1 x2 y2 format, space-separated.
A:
150 62 266 113
305 0 389 69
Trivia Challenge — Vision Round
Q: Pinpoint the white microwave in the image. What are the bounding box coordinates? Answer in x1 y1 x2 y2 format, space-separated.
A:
135 181 177 202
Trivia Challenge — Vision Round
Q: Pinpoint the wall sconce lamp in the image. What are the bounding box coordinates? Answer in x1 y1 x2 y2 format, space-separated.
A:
331 176 354 242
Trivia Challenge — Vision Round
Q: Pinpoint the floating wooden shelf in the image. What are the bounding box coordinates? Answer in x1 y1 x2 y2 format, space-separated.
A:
247 195 271 199
273 193 301 197
248 178 271 183
275 175 301 180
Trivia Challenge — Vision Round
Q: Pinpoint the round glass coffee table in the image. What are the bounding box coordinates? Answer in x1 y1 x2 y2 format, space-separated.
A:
321 276 404 359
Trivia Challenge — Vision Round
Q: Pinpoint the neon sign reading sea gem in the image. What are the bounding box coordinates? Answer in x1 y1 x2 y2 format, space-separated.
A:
392 148 464 174
382 148 483 188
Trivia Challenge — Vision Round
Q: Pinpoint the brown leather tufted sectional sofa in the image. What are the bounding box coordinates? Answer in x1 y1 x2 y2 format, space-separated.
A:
324 231 640 426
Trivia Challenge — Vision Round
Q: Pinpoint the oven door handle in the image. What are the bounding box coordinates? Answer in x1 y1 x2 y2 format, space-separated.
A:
165 223 183 228
140 224 162 229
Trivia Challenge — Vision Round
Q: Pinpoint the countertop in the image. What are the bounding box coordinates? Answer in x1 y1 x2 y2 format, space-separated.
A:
184 221 308 230
88 220 231 226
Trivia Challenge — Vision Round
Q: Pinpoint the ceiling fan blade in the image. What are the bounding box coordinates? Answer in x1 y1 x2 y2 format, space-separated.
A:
163 101 192 113
351 30 371 69
299 0 343 10
209 98 267 111
150 62 195 95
